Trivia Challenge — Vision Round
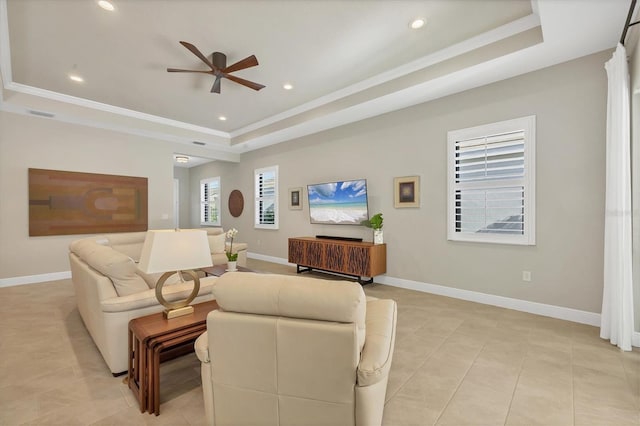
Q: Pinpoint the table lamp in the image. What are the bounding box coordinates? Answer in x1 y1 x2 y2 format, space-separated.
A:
138 229 212 319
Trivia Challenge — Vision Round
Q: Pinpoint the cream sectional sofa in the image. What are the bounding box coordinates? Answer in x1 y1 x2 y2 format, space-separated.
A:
69 228 247 374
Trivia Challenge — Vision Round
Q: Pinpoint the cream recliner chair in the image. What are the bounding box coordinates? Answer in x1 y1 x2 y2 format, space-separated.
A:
195 272 397 426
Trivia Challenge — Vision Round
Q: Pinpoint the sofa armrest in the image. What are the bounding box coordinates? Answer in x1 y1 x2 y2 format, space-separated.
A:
357 299 397 387
224 242 247 254
195 332 209 363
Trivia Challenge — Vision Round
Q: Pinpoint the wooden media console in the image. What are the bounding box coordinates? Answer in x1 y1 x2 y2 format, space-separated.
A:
288 237 386 284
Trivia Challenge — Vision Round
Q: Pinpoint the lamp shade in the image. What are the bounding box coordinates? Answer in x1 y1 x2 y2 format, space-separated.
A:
138 229 212 274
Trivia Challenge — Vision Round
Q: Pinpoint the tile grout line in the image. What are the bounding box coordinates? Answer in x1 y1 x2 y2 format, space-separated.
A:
383 317 452 403
431 321 488 426
570 339 576 426
502 327 532 426
618 351 640 410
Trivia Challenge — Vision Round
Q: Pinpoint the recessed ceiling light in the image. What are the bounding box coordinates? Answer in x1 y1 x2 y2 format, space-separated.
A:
175 156 189 163
283 83 293 90
98 1 115 11
410 18 425 29
69 74 84 83
218 116 227 121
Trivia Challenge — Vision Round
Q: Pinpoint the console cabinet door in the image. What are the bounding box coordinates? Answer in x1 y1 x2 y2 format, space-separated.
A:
325 243 346 272
288 239 306 264
345 246 371 276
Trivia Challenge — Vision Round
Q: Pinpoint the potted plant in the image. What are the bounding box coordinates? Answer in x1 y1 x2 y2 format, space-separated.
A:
225 228 239 271
361 213 384 244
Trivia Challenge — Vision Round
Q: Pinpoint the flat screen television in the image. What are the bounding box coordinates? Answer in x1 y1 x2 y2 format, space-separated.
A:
307 179 369 225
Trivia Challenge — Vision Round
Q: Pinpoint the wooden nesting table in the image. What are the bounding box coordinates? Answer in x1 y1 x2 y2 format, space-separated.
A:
128 300 219 416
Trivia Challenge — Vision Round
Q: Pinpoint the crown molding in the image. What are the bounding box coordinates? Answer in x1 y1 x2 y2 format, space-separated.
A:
4 82 230 139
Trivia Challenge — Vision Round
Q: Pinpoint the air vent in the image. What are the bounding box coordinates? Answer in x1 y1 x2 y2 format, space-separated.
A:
192 141 206 146
28 110 55 118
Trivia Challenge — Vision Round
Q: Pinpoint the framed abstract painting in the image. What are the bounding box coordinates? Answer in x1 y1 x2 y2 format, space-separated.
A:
28 168 148 236
394 176 420 208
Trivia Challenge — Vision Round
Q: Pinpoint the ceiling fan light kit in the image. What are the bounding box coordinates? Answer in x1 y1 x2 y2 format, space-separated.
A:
167 41 265 94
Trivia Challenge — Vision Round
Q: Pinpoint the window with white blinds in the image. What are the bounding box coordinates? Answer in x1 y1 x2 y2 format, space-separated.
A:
254 165 279 229
200 177 220 226
447 116 535 245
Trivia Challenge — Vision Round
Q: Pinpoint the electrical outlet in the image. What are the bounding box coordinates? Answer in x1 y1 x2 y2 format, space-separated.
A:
522 271 532 282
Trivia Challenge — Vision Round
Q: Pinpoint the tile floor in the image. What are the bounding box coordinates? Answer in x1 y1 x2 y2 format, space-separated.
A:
0 259 638 425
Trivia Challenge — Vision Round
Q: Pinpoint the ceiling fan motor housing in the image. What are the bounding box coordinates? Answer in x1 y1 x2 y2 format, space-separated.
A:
212 52 227 69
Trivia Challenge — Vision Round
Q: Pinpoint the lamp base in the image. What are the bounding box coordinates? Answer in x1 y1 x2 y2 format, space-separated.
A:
163 305 194 319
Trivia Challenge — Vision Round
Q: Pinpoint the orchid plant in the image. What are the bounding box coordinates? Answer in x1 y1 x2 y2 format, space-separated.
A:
225 228 239 261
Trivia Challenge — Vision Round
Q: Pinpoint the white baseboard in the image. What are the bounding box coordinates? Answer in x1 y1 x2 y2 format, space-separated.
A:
248 252 603 327
375 275 601 327
247 252 293 266
0 271 71 288
634 332 640 347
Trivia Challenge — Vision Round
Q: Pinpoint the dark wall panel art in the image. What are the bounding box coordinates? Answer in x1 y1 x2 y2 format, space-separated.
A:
28 168 148 236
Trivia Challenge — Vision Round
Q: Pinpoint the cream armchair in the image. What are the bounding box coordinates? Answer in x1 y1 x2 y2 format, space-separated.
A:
194 272 397 426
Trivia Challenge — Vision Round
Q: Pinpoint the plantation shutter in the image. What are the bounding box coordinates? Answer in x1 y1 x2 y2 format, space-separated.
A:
448 116 535 245
200 177 220 225
255 166 279 229
454 131 525 235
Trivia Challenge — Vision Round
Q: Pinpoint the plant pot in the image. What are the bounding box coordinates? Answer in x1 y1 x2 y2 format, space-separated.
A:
227 261 237 271
373 229 384 245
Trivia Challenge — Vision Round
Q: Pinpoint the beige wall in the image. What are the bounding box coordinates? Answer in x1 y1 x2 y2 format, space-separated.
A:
173 166 191 229
0 112 177 278
193 50 609 314
1 49 610 315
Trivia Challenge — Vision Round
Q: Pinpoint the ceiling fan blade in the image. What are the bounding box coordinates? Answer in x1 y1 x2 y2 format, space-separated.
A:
223 55 259 73
167 68 213 74
179 41 217 71
224 74 265 91
211 76 222 93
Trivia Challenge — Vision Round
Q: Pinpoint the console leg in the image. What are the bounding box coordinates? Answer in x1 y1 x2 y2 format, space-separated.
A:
296 265 312 274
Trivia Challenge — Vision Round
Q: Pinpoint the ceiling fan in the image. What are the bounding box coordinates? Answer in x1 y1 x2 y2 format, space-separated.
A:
167 41 265 94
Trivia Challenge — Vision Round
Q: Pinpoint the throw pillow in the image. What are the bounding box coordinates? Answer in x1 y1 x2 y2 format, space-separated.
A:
208 233 226 254
80 242 149 296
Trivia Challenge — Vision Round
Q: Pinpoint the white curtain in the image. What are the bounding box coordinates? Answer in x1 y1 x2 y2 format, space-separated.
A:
600 43 635 351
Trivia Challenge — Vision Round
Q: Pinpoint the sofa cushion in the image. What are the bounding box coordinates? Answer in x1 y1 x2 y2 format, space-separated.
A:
213 272 367 357
74 240 149 296
100 276 217 312
208 233 226 254
136 269 183 289
203 228 224 237
214 273 366 325
105 231 148 262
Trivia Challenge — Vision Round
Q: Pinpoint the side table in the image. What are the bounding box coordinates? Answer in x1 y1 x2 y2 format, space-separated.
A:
200 264 253 277
128 300 218 415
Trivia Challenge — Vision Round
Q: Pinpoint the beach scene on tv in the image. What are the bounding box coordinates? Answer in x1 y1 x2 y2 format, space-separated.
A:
308 180 369 225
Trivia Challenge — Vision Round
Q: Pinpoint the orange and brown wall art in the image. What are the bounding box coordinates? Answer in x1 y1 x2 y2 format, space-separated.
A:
28 168 148 236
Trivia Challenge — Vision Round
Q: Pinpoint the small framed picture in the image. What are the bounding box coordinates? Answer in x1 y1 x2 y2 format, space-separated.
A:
394 176 420 208
289 187 303 210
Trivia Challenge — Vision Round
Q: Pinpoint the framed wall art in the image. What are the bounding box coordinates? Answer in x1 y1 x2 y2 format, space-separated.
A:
289 187 303 210
394 176 420 208
28 168 148 236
